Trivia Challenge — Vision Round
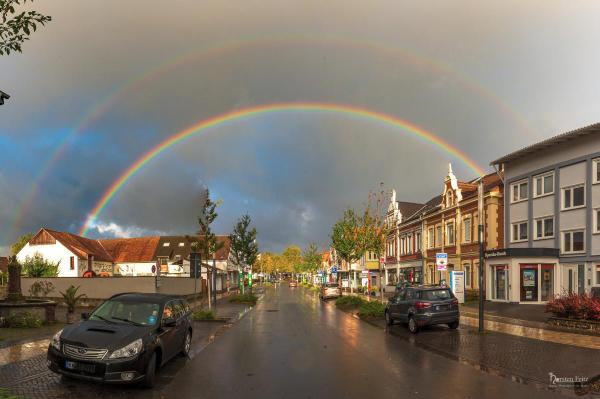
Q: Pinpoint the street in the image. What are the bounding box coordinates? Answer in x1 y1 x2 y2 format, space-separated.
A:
158 285 569 399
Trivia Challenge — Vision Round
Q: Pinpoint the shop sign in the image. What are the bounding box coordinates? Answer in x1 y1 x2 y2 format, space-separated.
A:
436 253 448 271
450 271 465 304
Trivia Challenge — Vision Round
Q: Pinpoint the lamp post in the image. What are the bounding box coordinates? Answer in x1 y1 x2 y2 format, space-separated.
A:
478 177 485 333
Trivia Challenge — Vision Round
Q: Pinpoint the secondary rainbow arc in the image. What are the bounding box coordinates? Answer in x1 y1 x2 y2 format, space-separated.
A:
79 102 486 237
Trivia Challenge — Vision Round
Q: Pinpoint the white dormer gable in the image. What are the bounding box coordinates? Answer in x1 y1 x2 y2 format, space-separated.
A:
386 189 400 226
442 163 462 208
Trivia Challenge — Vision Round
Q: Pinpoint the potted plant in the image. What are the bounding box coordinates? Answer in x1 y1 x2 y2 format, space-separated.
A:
60 285 86 324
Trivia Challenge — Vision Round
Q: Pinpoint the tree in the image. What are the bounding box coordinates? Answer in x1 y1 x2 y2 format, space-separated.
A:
282 245 302 275
331 208 365 293
302 243 321 281
11 232 32 255
1 0 51 56
189 188 223 309
21 253 59 277
229 214 258 292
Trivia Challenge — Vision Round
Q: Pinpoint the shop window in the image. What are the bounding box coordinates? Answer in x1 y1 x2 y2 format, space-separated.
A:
511 180 528 203
463 217 472 243
520 265 538 302
511 221 528 242
464 264 471 287
534 172 554 197
541 265 554 301
562 184 585 210
562 230 585 254
594 209 600 233
534 216 554 239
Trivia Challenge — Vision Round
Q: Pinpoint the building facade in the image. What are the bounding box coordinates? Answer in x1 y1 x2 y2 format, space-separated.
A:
488 124 600 303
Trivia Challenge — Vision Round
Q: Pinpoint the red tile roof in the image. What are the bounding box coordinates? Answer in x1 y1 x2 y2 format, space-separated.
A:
42 229 114 262
99 237 160 262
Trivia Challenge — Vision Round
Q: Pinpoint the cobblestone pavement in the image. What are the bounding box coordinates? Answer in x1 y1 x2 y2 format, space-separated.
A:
0 297 254 399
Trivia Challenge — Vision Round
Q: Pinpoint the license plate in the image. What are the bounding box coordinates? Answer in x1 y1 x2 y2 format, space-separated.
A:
65 360 95 373
436 305 448 311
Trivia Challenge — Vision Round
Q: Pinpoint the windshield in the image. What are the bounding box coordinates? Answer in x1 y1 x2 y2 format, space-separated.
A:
90 299 160 326
420 290 453 301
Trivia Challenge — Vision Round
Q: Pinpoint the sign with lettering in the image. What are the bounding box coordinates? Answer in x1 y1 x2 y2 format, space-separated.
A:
450 270 465 303
436 253 448 271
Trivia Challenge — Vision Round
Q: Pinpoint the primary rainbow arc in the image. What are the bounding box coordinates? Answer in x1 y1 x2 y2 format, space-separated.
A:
79 102 486 237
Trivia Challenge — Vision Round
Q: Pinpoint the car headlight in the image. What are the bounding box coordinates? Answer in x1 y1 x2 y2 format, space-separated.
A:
109 338 143 359
51 329 63 351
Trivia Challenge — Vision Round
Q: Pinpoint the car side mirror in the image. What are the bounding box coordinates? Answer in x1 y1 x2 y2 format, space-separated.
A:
81 312 89 320
162 317 176 327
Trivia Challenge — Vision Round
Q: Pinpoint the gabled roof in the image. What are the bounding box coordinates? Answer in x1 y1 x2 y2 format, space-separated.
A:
491 122 600 165
397 201 425 219
154 235 231 261
99 236 160 263
39 228 114 262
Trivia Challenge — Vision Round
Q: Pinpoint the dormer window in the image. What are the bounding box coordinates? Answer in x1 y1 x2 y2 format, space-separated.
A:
178 242 185 247
163 242 170 247
445 191 454 207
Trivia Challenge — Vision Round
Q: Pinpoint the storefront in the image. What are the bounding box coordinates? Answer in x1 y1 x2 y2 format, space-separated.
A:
485 248 559 304
397 261 423 285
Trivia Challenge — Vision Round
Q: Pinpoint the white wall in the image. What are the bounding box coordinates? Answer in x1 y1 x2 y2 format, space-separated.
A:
115 262 155 276
17 242 79 277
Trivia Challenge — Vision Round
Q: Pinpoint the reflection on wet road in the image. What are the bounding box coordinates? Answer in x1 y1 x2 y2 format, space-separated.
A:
164 285 568 399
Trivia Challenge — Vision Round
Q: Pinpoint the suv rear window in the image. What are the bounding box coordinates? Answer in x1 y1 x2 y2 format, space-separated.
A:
420 289 453 301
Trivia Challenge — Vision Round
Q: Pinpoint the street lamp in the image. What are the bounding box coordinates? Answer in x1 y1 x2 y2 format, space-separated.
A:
0 90 10 105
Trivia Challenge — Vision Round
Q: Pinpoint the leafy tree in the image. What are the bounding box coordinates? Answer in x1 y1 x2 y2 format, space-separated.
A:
21 253 59 277
10 232 32 255
282 245 302 275
302 243 321 276
1 0 52 56
331 208 365 293
230 214 258 292
189 188 223 308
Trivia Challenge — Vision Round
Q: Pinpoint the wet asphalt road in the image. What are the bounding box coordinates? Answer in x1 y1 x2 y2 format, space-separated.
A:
161 285 569 399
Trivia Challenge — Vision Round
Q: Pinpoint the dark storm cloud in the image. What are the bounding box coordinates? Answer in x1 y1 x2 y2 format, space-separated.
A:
2 0 600 252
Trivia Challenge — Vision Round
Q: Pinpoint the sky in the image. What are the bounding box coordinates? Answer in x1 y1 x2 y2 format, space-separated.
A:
1 0 600 254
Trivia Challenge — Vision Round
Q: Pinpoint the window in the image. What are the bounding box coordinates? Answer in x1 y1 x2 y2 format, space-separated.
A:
428 228 434 248
446 222 455 245
594 159 600 184
562 230 585 254
511 180 528 203
415 232 421 251
463 217 472 243
163 242 170 247
563 184 585 210
407 234 413 254
534 216 554 239
70 256 75 270
400 237 406 255
511 221 528 242
178 242 185 247
534 172 554 197
436 226 442 246
595 209 600 233
596 265 600 285
464 264 471 287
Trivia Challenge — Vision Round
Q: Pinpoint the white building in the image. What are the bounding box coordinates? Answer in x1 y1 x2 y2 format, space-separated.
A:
488 123 600 303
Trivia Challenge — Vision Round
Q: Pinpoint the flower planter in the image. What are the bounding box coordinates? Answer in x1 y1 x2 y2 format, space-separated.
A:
547 316 600 332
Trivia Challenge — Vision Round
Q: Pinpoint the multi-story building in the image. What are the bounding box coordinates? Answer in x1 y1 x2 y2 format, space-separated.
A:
384 190 424 286
396 206 425 285
488 123 600 303
422 165 503 290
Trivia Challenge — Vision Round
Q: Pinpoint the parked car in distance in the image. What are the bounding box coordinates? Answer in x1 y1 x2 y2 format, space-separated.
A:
47 293 193 388
320 282 342 300
289 280 298 287
385 286 459 334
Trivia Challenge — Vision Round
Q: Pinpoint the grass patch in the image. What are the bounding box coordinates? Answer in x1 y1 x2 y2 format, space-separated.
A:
4 311 42 328
335 295 366 309
309 285 320 292
229 293 258 305
192 309 215 321
357 301 386 319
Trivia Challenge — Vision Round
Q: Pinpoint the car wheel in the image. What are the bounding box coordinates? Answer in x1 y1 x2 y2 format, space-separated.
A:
448 320 459 330
141 352 157 389
385 310 393 326
181 330 192 356
408 316 419 334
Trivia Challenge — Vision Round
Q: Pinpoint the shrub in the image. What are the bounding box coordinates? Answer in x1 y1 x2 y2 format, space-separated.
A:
229 293 258 304
5 311 42 328
335 295 366 308
60 285 86 313
193 310 215 321
546 293 600 320
28 280 55 297
358 301 386 319
21 254 59 277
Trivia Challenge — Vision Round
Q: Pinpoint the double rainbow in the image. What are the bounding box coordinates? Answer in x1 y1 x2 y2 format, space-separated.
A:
79 102 485 237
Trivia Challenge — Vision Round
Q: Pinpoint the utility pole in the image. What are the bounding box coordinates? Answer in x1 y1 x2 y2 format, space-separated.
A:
478 177 485 333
